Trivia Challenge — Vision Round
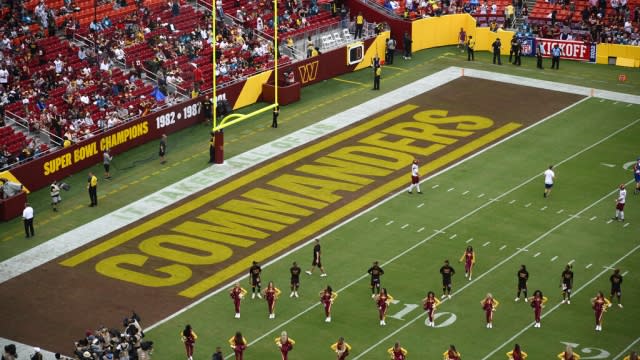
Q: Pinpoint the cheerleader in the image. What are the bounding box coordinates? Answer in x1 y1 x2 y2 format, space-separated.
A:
375 288 394 326
275 331 295 360
229 331 248 360
320 285 338 322
459 246 476 280
591 291 611 331
443 345 461 360
387 342 408 360
331 337 352 360
229 282 248 319
422 291 441 327
480 293 499 328
527 290 548 328
180 324 197 360
506 344 527 360
263 281 282 319
623 351 638 360
557 345 581 360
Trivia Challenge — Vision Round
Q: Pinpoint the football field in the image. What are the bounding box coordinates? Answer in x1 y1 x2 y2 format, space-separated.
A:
140 75 640 359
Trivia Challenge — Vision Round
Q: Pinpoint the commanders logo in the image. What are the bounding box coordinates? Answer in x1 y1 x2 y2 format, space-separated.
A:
297 61 319 84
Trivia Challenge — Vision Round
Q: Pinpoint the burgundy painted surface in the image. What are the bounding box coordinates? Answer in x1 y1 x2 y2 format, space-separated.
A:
0 191 26 221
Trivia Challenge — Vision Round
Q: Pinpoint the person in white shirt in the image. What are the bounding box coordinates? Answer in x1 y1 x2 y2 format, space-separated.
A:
543 165 555 198
0 66 8 85
54 56 65 74
407 159 422 194
23 202 35 238
613 183 627 221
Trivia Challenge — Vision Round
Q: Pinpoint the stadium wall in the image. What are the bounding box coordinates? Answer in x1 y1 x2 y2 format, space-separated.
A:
4 97 205 192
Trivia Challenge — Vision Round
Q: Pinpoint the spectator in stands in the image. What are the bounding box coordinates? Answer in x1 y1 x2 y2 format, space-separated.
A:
355 12 365 39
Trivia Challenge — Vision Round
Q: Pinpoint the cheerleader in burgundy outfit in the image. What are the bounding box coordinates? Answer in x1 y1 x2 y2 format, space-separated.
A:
264 281 282 319
320 285 338 322
480 293 499 329
275 331 295 360
229 282 247 319
375 288 394 326
229 331 247 360
591 291 611 331
528 290 548 328
180 325 197 360
422 291 441 327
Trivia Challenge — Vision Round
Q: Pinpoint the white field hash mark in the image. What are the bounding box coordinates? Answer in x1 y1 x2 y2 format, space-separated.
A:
557 209 564 214
462 190 470 195
478 193 485 198
417 203 424 208
370 217 378 223
568 259 575 265
509 200 516 204
417 227 425 233
447 187 455 192
586 263 593 269
590 216 597 221
401 224 409 229
624 223 630 227
480 243 640 360
499 245 507 250
183 112 639 359
385 220 394 226
551 256 558 262
449 234 457 239
533 252 541 257
540 206 547 211
466 238 474 243
432 184 440 189
352 184 634 360
482 241 491 247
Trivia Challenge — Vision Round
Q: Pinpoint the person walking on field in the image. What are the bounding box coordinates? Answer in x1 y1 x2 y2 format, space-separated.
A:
613 183 627 221
492 38 502 65
272 105 279 128
373 64 381 90
180 324 197 360
306 238 327 277
87 171 98 207
50 180 61 212
467 36 475 61
103 148 113 179
551 44 562 69
543 165 555 198
159 134 167 164
386 37 396 64
23 202 34 238
407 159 422 194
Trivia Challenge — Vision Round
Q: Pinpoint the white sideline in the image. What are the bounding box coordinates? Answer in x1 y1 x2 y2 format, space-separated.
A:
480 243 640 360
1 68 640 353
352 182 636 359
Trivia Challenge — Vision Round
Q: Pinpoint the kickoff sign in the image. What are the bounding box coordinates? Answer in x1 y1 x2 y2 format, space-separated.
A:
536 38 597 62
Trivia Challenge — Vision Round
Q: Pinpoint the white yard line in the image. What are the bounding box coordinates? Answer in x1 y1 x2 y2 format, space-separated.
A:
612 337 640 360
352 185 632 360
480 243 640 360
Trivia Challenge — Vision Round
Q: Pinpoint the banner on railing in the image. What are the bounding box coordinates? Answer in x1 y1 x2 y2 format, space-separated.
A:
520 38 596 62
9 97 205 192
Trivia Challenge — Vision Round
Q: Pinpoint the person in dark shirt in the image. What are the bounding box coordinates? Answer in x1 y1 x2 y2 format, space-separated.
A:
440 260 456 299
212 346 223 360
367 261 385 297
159 134 167 164
610 268 623 308
305 238 327 277
515 265 529 302
290 261 301 298
560 264 574 304
492 38 502 65
249 261 262 299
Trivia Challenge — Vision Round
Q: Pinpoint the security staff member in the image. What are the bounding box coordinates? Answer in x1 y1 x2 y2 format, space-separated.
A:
467 36 475 61
272 105 279 128
209 132 215 163
23 202 34 238
513 37 522 66
373 64 381 90
551 44 562 69
509 36 518 63
386 37 396 65
492 38 502 65
536 42 544 69
87 171 98 207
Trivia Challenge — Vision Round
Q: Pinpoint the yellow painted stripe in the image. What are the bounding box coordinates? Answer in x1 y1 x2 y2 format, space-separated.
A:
354 31 390 71
60 105 418 268
332 78 367 86
180 122 523 297
234 70 274 109
0 170 30 193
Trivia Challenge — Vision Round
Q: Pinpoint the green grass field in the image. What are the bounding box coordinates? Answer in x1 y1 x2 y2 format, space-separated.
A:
1 46 639 359
139 96 640 360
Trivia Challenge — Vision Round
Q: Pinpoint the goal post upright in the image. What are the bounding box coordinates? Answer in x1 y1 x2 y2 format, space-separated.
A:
210 0 280 163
